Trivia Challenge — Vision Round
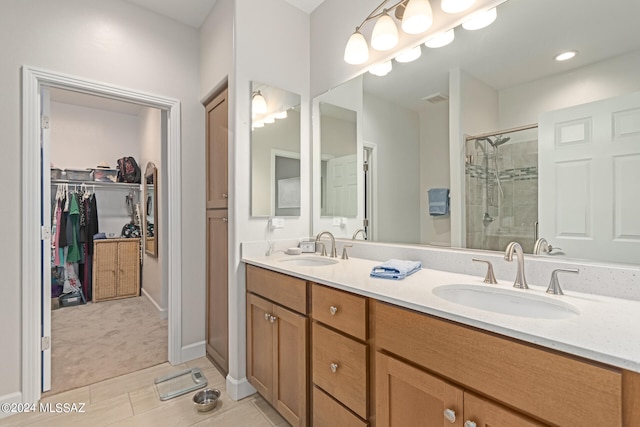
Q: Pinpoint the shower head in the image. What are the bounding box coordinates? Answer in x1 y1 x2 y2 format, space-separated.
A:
477 135 511 148
492 135 511 147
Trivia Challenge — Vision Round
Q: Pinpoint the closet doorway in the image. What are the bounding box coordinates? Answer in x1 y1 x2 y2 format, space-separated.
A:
45 87 166 395
22 67 183 404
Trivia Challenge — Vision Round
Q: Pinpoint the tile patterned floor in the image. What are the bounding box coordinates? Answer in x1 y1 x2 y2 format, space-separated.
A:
0 358 288 427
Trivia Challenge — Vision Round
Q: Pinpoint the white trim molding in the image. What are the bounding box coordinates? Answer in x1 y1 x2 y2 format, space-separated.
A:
225 375 257 401
0 392 23 420
181 341 206 363
21 66 183 404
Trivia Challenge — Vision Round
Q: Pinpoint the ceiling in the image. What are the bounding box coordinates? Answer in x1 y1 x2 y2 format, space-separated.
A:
122 0 326 28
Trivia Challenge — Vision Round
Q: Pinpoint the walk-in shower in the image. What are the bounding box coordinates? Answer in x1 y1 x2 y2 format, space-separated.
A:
465 126 538 253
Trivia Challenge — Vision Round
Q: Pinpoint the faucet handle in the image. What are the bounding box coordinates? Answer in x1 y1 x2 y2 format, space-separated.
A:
341 244 353 260
546 268 579 295
472 258 498 284
316 242 327 256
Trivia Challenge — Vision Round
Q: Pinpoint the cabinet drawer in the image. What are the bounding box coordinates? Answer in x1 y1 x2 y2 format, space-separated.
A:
374 300 622 427
311 284 367 340
312 323 367 419
246 265 307 314
313 386 367 427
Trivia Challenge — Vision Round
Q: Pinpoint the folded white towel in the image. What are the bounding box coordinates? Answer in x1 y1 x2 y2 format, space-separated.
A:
370 259 422 280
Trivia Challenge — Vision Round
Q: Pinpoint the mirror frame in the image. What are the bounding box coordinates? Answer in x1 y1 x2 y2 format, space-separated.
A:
144 162 158 258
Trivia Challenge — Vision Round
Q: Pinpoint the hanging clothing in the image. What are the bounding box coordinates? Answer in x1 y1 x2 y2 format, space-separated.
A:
66 193 81 263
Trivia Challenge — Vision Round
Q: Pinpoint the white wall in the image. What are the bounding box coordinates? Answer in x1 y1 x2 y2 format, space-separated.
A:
363 93 421 244
0 0 202 402
139 107 166 316
199 0 311 399
50 102 141 171
420 101 451 246
499 50 640 129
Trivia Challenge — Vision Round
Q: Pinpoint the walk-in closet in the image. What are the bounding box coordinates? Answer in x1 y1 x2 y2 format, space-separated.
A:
44 87 167 395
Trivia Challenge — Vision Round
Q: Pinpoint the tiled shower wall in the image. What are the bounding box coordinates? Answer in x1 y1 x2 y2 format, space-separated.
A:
465 137 538 253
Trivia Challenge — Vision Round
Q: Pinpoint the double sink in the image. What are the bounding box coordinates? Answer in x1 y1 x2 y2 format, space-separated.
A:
278 255 580 320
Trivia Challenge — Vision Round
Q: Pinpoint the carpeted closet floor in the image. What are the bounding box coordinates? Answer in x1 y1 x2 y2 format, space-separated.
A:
47 295 167 395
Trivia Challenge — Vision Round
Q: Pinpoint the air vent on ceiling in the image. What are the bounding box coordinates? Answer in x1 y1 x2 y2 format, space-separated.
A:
422 93 449 104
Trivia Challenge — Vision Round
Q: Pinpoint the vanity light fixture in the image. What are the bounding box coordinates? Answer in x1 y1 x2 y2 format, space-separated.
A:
424 28 455 48
441 0 476 14
344 0 434 65
263 114 276 124
251 90 267 115
555 50 578 61
253 120 265 128
395 45 422 63
369 60 393 76
274 110 288 119
462 7 497 30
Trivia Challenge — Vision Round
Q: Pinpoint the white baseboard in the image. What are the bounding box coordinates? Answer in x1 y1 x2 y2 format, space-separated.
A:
0 392 23 419
141 289 168 320
181 341 206 363
225 376 257 401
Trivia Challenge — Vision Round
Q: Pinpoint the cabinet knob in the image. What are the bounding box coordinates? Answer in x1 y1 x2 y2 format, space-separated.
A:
222 217 228 223
443 409 456 423
329 363 338 373
264 313 270 321
329 306 338 316
464 421 477 427
269 315 277 324
222 193 228 198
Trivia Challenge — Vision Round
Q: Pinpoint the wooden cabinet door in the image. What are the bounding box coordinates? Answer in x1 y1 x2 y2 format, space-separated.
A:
247 293 274 402
273 303 308 427
116 240 140 298
463 392 547 427
206 209 228 374
376 351 464 427
93 241 118 301
206 88 228 209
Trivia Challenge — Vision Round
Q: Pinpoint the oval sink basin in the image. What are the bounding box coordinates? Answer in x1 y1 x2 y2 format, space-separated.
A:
278 256 339 267
432 284 580 319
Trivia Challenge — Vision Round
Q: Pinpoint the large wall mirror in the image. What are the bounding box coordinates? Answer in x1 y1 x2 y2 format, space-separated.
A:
144 162 158 257
312 0 640 266
250 82 302 217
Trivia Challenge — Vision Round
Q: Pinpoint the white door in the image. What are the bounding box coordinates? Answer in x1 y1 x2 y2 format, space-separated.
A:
325 154 358 217
41 86 52 392
538 91 640 264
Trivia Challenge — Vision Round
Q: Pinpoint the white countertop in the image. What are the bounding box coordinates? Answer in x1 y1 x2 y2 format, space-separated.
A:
242 253 640 373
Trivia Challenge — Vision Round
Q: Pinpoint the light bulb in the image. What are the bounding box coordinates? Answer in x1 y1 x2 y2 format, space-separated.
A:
371 13 398 51
441 0 476 14
274 110 288 119
395 46 422 63
263 115 275 124
401 0 433 34
369 61 393 77
252 91 267 115
462 8 497 30
424 28 455 48
344 30 369 64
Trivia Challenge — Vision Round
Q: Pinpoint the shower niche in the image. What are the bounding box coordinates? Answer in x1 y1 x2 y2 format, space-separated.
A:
465 126 539 253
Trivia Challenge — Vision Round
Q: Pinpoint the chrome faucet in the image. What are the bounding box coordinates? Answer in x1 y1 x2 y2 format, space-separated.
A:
315 231 337 257
352 229 367 240
504 242 528 289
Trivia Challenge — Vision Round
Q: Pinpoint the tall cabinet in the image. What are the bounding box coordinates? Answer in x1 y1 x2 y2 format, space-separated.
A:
205 87 229 374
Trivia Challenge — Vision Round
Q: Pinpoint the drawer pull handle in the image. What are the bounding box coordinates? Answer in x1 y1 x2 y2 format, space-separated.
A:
329 363 338 373
329 306 338 315
464 421 477 427
443 409 456 423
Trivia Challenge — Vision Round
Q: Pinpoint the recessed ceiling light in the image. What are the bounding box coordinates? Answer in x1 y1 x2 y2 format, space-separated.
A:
554 50 578 61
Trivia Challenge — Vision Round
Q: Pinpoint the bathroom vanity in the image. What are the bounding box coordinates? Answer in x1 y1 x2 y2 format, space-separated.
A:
243 252 640 427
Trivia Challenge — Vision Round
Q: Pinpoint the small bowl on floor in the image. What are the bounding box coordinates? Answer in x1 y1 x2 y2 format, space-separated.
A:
193 388 221 412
